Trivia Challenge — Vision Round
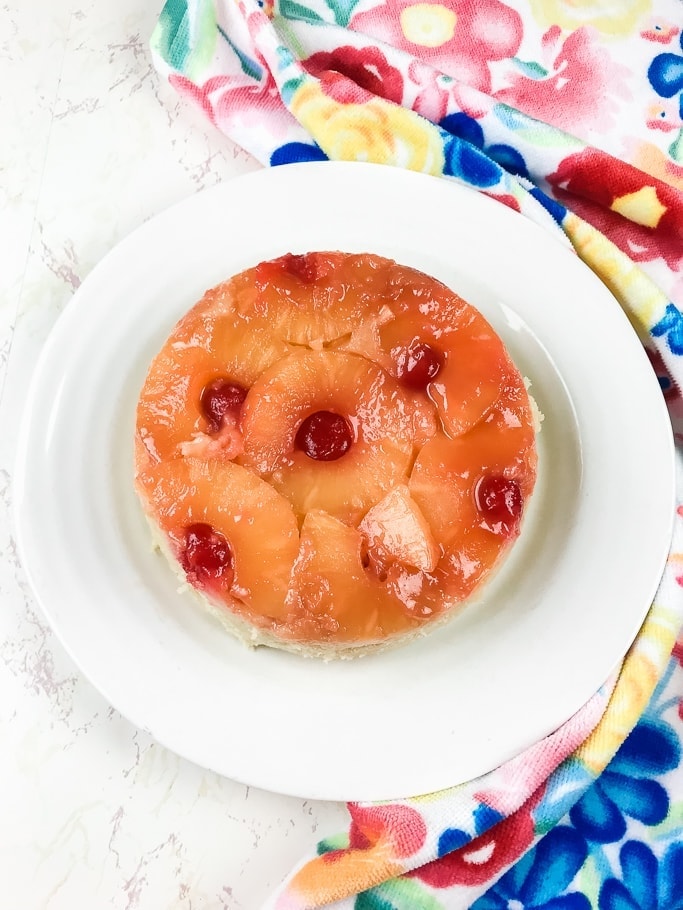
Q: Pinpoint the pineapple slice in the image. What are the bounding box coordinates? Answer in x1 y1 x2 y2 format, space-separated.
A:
241 251 394 345
360 485 439 572
136 287 290 464
240 350 437 525
409 403 537 548
283 510 427 644
343 261 516 437
135 457 299 623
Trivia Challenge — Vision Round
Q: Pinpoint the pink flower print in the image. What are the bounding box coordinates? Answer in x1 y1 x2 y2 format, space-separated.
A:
641 17 680 44
170 70 291 139
350 0 523 94
408 60 451 120
496 26 631 134
169 73 230 126
646 98 683 133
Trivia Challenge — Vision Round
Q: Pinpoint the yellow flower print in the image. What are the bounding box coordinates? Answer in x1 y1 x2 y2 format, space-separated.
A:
528 0 651 38
578 651 658 773
290 79 445 175
578 605 677 774
563 212 668 339
400 3 457 48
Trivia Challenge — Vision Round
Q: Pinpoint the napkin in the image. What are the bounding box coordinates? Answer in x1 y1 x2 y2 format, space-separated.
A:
150 2 683 907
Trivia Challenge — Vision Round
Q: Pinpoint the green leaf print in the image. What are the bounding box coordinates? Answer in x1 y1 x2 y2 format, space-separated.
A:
316 832 350 855
153 0 192 71
493 104 583 149
190 0 219 77
669 129 683 164
574 851 605 909
510 57 549 79
355 878 445 910
279 0 325 23
323 0 362 27
218 25 264 80
152 0 217 78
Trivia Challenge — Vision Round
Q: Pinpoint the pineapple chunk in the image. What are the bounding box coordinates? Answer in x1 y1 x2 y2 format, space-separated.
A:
284 510 425 643
360 485 439 572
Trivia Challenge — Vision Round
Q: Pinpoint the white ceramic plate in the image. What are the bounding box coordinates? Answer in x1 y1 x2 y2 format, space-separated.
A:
14 162 674 801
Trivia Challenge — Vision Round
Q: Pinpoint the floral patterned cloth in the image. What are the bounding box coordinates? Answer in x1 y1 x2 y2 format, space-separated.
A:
150 1 683 907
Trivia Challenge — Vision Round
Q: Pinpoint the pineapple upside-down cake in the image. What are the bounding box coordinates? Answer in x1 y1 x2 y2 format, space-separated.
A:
134 252 538 658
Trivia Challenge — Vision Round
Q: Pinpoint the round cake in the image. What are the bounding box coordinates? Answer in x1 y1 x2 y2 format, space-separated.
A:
135 251 538 658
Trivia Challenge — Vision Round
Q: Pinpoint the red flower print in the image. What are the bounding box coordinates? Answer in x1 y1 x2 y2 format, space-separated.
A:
673 638 683 666
350 0 522 94
547 148 683 271
483 191 521 212
303 46 404 105
314 70 377 104
496 27 630 134
348 803 427 858
409 797 537 887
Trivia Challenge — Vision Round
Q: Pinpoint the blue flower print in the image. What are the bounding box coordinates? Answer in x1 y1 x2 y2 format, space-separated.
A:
652 302 683 355
648 32 683 117
599 840 683 910
270 141 328 165
440 112 531 180
441 132 502 188
436 802 505 858
471 826 590 910
569 720 680 844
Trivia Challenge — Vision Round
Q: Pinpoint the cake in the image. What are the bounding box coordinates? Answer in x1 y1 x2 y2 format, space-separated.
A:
135 251 538 658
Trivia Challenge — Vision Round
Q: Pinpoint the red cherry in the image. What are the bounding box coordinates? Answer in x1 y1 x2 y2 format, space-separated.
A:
395 340 444 391
200 379 247 433
295 410 353 461
474 475 523 533
280 252 319 283
181 523 234 588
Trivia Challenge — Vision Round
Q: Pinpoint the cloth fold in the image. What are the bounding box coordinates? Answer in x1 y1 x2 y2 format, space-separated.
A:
150 1 683 906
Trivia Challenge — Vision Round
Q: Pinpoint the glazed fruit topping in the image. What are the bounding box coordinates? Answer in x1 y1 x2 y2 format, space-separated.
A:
181 522 234 588
295 410 353 461
258 251 321 284
200 379 248 433
474 475 523 533
395 340 444 391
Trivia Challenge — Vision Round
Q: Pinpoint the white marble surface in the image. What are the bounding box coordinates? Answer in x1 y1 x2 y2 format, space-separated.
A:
0 2 348 905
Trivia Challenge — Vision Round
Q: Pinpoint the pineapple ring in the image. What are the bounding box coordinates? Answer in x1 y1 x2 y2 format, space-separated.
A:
134 251 538 655
240 350 437 525
342 261 518 437
136 457 299 624
244 251 400 345
136 281 291 464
